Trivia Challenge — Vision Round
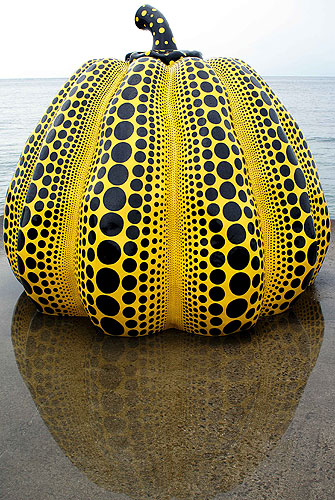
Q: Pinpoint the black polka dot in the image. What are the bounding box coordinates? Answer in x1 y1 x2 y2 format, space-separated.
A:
226 299 248 318
97 240 121 265
209 286 225 301
96 268 120 294
207 110 221 124
122 86 138 100
299 192 311 213
211 126 225 141
96 295 120 316
227 224 246 244
100 213 123 236
286 145 298 165
117 103 135 119
108 164 128 185
304 215 316 239
210 269 225 284
220 182 236 199
214 143 229 159
111 143 132 163
217 161 233 179
227 246 250 270
229 273 251 295
294 168 306 189
223 202 242 221
210 251 225 267
103 187 126 211
100 317 124 335
114 119 135 140
223 320 242 334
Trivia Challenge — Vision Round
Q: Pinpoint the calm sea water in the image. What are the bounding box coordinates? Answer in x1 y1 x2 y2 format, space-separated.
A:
0 76 334 215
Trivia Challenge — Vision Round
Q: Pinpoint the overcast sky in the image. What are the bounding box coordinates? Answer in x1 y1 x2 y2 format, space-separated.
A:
1 0 334 78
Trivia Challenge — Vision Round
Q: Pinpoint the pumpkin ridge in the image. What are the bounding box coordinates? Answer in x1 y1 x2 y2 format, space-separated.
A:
3 59 98 280
233 58 331 282
16 59 128 317
77 57 171 336
209 57 318 316
171 57 264 334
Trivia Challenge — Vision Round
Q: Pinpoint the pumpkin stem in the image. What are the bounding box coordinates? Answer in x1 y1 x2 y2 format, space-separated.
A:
135 5 178 51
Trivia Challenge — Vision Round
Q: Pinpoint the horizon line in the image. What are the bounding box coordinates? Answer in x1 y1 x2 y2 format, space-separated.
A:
0 74 335 80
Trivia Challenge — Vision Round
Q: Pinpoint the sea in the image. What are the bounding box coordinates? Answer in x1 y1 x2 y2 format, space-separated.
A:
0 76 334 216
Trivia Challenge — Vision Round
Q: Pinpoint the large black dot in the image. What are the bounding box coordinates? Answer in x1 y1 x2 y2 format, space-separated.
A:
26 183 37 204
96 268 120 293
226 299 248 318
211 235 225 249
229 273 251 295
103 187 126 211
207 110 221 124
39 145 49 160
210 251 225 267
214 143 229 159
223 202 242 221
209 219 223 233
17 230 25 251
223 320 242 334
97 240 121 265
128 74 141 85
212 127 225 141
117 103 135 119
286 145 298 165
301 269 314 290
210 269 226 284
33 163 44 181
96 295 120 316
304 215 316 239
100 213 123 236
17 256 25 275
100 317 124 335
299 192 311 213
217 161 233 179
307 241 318 266
108 164 128 185
209 286 225 301
114 121 134 140
122 86 138 100
209 303 223 315
129 194 142 208
227 224 246 244
122 275 137 290
111 143 132 163
20 206 31 227
124 241 137 256
294 168 306 189
220 182 236 199
204 95 218 107
227 246 250 270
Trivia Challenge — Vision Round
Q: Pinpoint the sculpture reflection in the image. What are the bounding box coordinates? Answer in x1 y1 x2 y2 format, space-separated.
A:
11 288 324 500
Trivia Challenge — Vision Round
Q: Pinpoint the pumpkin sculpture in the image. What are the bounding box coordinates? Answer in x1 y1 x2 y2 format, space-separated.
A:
3 5 330 336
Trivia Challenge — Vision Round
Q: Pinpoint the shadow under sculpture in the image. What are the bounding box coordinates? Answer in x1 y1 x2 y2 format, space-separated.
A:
11 288 324 500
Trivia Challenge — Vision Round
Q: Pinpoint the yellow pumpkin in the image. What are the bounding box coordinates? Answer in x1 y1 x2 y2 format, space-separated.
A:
3 5 330 336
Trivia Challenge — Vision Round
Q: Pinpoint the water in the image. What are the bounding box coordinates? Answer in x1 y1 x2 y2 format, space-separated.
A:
0 76 334 215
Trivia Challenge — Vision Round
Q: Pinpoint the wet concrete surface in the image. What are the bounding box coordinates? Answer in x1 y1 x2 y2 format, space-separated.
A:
0 218 334 500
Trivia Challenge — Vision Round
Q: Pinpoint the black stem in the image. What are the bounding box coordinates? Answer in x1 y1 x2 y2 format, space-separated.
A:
135 5 178 51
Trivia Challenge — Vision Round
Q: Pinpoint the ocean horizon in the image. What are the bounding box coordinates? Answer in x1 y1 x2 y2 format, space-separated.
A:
1 76 334 216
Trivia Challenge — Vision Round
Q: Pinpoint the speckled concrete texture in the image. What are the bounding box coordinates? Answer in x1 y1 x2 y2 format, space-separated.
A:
0 218 334 500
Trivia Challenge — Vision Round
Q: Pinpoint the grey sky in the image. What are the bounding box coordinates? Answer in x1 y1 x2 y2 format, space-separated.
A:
1 0 334 78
